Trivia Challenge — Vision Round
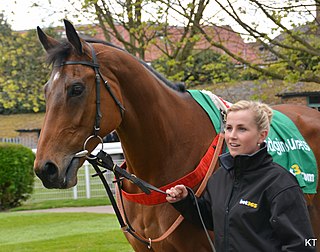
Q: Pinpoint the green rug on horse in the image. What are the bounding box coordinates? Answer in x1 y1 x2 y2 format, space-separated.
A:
188 90 317 194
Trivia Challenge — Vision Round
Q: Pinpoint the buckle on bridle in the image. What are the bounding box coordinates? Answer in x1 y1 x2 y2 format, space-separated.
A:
74 135 104 160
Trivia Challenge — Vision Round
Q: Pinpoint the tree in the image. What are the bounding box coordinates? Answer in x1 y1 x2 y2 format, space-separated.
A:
31 0 320 86
81 0 320 84
196 0 320 83
153 49 238 86
72 0 211 76
0 14 50 114
30 0 255 86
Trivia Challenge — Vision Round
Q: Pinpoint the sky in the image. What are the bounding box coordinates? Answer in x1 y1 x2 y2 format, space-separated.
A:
0 0 92 31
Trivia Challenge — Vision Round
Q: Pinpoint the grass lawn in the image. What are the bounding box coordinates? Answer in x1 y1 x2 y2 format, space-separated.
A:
0 113 44 137
10 198 111 211
0 212 133 252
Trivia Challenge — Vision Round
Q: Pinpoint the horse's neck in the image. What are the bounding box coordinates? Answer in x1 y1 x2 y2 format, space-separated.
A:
117 78 215 187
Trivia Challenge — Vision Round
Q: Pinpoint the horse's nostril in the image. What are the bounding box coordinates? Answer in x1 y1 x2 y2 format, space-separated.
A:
44 162 58 177
35 161 60 188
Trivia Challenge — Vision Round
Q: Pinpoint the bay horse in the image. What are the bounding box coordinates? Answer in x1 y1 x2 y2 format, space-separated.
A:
34 20 320 251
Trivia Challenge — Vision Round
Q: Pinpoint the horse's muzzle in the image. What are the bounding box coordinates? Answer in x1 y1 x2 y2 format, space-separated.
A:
34 158 80 189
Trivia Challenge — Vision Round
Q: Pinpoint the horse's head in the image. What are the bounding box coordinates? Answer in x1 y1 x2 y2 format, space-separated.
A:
34 20 123 189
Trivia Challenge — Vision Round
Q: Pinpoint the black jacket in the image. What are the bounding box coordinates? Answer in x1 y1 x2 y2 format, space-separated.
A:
172 144 315 251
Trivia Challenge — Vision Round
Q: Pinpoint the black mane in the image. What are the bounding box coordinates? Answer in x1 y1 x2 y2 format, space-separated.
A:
46 38 186 93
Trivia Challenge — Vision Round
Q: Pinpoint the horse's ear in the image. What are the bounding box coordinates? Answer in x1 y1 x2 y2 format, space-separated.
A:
37 26 60 52
64 19 84 55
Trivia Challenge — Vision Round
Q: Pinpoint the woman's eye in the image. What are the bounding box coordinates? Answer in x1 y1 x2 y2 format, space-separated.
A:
68 84 85 97
239 127 247 131
225 126 232 131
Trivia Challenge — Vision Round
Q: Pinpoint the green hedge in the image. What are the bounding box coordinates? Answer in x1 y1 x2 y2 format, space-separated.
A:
0 143 35 210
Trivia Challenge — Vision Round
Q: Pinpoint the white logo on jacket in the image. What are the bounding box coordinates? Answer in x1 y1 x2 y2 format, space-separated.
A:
239 198 258 209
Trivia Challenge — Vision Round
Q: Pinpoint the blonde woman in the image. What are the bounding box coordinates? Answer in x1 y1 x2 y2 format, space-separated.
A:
166 100 315 251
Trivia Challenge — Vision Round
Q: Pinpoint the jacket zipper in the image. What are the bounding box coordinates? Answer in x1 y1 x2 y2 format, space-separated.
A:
224 206 230 251
224 175 238 251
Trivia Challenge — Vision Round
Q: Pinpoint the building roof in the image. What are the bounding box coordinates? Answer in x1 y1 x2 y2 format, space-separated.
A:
276 82 320 97
82 23 259 63
195 80 284 105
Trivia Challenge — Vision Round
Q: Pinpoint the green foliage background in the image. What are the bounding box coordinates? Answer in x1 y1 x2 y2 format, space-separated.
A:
0 14 51 114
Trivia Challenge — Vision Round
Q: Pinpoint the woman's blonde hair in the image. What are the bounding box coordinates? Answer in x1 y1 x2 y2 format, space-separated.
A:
227 100 273 132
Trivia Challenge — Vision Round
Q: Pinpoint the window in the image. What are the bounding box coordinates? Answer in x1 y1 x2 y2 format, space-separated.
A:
308 95 320 111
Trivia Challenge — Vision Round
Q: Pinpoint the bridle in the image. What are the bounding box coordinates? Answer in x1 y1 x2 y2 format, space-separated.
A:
55 42 125 157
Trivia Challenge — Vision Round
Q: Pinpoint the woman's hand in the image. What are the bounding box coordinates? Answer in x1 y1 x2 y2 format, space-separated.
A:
166 184 188 203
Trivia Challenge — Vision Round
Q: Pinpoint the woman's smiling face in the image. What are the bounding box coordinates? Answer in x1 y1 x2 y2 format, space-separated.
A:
225 109 268 157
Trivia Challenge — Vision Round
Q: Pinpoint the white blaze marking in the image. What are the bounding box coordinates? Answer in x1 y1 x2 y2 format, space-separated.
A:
53 72 60 82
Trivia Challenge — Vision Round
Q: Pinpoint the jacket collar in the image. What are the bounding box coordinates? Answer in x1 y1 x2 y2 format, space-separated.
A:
219 143 272 173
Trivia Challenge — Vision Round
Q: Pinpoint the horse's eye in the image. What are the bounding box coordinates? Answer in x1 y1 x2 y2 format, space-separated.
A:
68 84 85 97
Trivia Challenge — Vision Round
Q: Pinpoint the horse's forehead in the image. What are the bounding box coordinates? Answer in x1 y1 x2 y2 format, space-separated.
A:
51 60 92 82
